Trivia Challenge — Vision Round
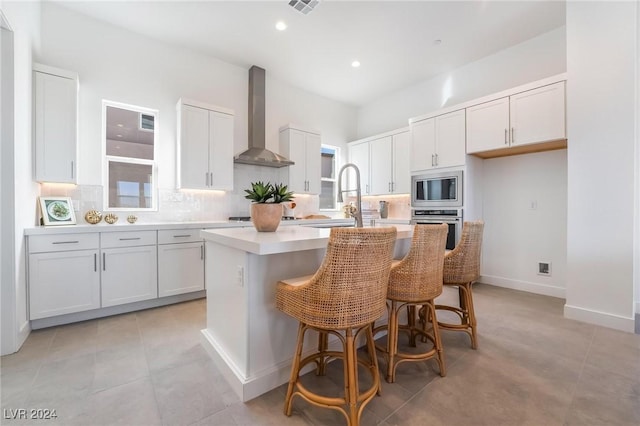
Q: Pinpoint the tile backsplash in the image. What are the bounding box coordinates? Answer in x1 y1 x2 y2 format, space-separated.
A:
39 164 326 225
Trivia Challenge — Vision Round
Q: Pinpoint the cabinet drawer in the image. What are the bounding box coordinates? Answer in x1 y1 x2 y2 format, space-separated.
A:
101 230 157 248
158 229 203 245
29 233 99 253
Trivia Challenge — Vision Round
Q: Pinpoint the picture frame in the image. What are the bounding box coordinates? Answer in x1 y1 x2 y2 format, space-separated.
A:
38 196 77 226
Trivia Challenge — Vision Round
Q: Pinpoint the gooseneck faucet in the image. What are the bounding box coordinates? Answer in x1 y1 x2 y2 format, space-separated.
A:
337 163 364 228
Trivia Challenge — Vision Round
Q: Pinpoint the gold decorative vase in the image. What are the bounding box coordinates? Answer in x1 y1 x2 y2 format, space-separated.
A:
251 203 283 232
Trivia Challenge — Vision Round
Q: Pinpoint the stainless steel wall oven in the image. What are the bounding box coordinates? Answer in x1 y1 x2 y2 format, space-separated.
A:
411 209 463 251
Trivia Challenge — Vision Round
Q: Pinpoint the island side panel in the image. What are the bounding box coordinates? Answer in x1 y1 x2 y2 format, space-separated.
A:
204 242 249 379
246 248 327 383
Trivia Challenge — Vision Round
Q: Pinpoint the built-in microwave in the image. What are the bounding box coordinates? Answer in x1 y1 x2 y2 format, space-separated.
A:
411 170 463 208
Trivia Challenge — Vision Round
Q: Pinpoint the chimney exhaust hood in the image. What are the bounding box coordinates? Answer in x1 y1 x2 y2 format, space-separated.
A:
234 66 294 168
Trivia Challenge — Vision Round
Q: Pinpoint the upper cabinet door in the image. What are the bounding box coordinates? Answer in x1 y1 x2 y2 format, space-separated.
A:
304 132 322 195
284 129 307 193
34 67 78 183
369 136 393 195
466 97 510 154
392 131 411 194
209 110 234 190
510 82 566 147
348 141 370 195
177 99 234 190
410 117 436 172
179 104 210 190
435 109 466 168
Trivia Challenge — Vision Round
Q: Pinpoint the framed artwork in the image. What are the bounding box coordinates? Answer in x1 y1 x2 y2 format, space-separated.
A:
39 197 76 226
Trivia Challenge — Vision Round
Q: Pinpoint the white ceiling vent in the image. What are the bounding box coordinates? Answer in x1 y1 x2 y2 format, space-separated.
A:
288 0 320 15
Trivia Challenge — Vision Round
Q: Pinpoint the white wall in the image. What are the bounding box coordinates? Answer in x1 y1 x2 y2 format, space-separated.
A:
38 2 357 191
1 0 41 355
565 2 638 332
481 150 567 297
357 26 566 139
356 24 569 301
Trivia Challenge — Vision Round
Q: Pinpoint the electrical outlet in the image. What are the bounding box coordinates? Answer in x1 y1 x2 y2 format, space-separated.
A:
537 261 551 276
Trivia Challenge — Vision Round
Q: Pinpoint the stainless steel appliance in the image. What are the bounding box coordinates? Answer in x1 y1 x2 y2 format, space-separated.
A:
411 170 463 208
411 209 462 250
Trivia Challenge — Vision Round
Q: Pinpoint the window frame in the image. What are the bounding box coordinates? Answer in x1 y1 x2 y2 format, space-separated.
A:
102 100 158 212
319 144 340 212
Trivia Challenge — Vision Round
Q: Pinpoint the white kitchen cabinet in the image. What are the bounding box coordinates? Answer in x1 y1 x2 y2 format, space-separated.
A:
347 141 371 195
158 229 204 297
466 81 565 155
33 64 78 183
279 125 321 194
177 98 234 190
367 130 411 195
100 231 158 307
410 109 466 172
28 233 100 320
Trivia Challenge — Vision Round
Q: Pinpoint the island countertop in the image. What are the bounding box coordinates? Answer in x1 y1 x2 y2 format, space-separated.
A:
200 224 414 255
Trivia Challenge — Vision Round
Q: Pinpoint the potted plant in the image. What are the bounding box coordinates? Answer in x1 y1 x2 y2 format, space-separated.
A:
244 181 294 232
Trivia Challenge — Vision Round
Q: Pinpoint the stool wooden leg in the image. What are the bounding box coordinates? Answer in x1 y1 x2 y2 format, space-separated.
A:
386 300 399 383
426 300 446 377
316 331 328 375
407 305 417 347
364 324 382 396
345 328 359 426
284 322 306 416
465 283 478 349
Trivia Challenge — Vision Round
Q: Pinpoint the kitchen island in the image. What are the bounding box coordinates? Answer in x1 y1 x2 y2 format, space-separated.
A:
200 224 413 401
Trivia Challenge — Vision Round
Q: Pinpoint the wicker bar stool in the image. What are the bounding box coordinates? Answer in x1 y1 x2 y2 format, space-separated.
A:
276 227 397 426
374 224 448 383
435 221 484 349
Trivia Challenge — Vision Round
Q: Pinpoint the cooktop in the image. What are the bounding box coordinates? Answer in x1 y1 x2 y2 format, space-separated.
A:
228 216 297 222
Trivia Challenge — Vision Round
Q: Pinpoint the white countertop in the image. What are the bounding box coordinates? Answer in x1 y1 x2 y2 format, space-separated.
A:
23 218 356 236
200 224 414 255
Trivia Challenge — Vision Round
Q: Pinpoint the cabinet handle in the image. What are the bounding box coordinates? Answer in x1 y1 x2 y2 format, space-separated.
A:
366 184 369 194
200 245 204 260
205 172 209 187
173 234 192 238
511 127 515 144
71 161 74 179
94 253 97 272
388 182 392 192
435 154 439 167
52 240 79 245
119 237 141 241
102 253 106 271
505 129 508 145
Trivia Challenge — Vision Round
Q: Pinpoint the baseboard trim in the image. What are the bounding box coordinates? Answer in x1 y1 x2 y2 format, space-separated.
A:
31 291 205 329
479 275 565 298
564 304 635 333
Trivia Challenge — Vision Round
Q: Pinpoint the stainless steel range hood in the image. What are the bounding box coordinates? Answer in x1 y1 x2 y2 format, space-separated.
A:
234 66 294 168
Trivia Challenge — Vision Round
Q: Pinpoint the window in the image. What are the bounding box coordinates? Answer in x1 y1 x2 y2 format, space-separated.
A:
319 145 339 210
103 101 157 210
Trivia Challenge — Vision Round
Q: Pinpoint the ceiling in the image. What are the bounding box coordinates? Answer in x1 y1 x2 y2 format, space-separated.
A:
52 0 566 107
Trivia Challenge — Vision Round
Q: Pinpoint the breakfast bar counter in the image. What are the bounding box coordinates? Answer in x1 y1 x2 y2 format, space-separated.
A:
200 224 413 401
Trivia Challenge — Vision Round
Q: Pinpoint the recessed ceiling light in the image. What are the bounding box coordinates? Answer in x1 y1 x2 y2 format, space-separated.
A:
276 21 287 31
351 60 361 68
434 39 442 45
116 134 123 138
117 123 124 127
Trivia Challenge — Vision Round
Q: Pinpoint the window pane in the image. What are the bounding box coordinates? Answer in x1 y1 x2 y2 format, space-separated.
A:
321 147 335 179
319 181 335 210
108 161 153 208
106 106 154 160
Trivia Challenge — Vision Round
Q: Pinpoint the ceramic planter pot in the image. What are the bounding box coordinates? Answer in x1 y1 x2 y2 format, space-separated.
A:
251 203 283 232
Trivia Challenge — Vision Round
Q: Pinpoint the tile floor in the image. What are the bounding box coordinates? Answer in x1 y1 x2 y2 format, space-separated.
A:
1 284 639 426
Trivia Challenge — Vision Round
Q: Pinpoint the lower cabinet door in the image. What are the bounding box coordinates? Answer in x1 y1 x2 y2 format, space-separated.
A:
158 242 205 297
29 250 100 319
101 245 158 307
